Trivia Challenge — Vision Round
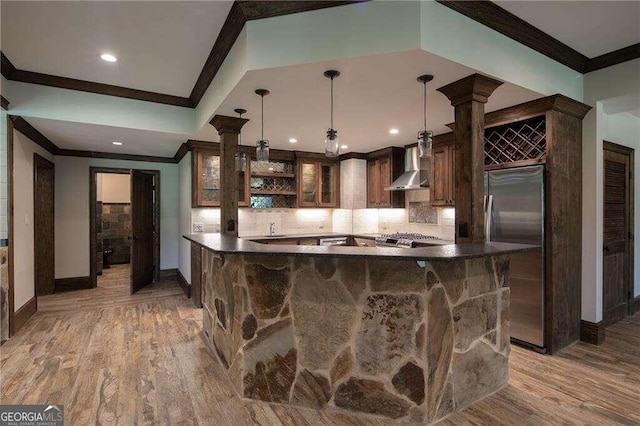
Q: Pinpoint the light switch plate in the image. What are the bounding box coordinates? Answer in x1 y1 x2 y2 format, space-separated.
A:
193 222 204 232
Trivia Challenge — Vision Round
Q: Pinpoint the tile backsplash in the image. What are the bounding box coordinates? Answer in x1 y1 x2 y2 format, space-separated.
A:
192 208 333 237
192 205 455 240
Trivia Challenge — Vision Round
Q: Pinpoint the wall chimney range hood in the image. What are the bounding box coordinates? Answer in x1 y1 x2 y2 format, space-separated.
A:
385 146 429 191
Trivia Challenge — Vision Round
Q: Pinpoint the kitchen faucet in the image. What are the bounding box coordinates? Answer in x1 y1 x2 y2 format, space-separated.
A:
269 222 276 236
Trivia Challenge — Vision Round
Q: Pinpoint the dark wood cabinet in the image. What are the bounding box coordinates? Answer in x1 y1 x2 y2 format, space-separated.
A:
297 157 339 208
192 148 250 208
190 242 202 308
430 133 456 207
366 147 405 208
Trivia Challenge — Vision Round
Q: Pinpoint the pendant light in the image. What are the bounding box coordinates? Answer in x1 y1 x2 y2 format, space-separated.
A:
255 89 270 162
234 108 247 172
417 74 434 158
324 70 341 157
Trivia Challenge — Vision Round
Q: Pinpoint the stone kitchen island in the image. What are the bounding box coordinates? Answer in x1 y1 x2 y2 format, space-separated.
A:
184 233 534 423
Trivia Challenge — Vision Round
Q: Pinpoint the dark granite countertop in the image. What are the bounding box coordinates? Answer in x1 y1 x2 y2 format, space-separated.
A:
242 232 454 244
184 233 537 261
241 232 351 241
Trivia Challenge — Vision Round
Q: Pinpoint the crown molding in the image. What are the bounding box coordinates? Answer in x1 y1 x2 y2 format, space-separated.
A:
1 51 193 108
11 115 180 163
55 149 176 163
11 116 59 154
436 1 639 74
585 43 640 73
188 0 366 106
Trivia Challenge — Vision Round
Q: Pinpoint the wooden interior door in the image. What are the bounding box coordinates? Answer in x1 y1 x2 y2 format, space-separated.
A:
603 142 634 324
34 154 55 296
131 170 155 294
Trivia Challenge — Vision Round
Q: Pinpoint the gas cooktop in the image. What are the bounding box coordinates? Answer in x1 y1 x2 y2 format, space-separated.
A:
375 233 441 248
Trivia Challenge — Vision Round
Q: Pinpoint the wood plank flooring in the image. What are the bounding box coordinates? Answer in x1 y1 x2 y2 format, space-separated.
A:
1 264 638 425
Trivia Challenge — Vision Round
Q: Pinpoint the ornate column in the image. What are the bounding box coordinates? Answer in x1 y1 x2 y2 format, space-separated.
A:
209 115 249 236
437 74 503 243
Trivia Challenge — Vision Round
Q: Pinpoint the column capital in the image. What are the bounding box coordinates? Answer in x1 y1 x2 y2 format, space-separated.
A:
437 73 503 106
209 115 249 135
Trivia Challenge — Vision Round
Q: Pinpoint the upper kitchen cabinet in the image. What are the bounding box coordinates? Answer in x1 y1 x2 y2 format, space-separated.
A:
297 156 340 208
367 147 405 208
430 133 456 207
192 147 250 208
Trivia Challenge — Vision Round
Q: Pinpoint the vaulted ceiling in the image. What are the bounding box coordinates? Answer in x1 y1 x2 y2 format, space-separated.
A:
1 1 638 158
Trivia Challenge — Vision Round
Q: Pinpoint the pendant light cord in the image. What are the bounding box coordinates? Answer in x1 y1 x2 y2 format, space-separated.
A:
261 94 264 140
238 111 243 145
423 81 427 133
330 76 334 130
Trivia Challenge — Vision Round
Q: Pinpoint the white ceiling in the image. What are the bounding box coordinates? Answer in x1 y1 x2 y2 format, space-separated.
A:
1 1 233 97
495 1 640 58
26 117 188 157
197 50 543 154
8 1 635 157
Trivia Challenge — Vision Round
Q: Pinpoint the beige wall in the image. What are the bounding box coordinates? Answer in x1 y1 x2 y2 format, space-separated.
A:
581 59 640 322
100 173 130 203
55 156 180 279
12 129 54 310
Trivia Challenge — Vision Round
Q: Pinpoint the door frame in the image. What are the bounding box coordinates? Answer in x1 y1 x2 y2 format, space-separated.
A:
89 167 161 287
33 153 55 297
6 116 15 336
603 141 635 318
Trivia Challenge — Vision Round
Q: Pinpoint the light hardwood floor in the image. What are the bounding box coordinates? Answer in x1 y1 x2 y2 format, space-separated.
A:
1 265 638 425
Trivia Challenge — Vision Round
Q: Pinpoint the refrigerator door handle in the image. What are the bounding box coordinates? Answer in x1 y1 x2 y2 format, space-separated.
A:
485 195 493 242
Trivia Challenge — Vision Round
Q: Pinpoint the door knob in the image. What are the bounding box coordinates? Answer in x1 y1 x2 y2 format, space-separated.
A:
603 245 610 252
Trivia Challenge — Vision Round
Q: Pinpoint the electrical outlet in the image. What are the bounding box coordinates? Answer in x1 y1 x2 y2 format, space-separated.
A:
193 222 204 232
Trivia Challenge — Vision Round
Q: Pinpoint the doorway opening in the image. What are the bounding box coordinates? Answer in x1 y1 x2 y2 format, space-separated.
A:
602 141 635 325
90 168 160 294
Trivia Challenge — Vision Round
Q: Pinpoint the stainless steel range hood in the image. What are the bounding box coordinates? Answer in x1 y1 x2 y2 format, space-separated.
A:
385 146 429 191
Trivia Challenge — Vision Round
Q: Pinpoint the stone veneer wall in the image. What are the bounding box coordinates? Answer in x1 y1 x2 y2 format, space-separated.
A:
102 203 131 264
201 251 511 423
96 201 103 275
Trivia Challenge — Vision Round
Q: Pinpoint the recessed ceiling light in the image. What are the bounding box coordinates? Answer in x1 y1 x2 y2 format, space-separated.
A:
289 138 297 143
101 53 117 62
340 144 348 149
268 167 274 171
389 128 399 135
112 141 123 145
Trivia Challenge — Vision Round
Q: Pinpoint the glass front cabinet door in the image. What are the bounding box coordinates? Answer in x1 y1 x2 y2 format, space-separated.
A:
297 158 339 208
193 148 250 207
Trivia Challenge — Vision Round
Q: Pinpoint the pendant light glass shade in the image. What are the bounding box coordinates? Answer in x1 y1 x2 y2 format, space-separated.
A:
255 89 270 162
256 140 269 162
417 74 434 158
234 108 247 172
418 130 433 158
324 129 339 157
323 70 341 157
235 152 246 172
